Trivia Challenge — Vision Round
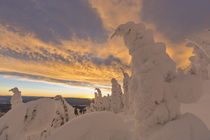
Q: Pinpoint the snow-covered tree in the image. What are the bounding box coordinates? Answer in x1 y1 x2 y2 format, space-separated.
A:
185 35 210 80
112 22 209 136
121 68 130 111
111 78 123 113
52 95 75 128
9 87 22 109
0 94 75 140
89 88 111 112
89 83 124 113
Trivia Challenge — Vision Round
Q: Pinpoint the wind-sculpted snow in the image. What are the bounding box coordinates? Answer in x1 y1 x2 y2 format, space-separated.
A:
112 22 210 138
0 96 75 140
9 87 22 109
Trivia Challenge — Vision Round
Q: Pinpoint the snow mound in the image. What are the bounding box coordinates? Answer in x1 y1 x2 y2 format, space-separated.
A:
0 97 75 140
46 112 132 140
148 113 210 140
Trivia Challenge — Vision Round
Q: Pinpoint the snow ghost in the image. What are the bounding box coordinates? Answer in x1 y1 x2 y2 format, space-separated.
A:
9 87 22 109
121 68 130 111
111 78 123 113
89 88 110 112
112 22 208 136
112 22 178 125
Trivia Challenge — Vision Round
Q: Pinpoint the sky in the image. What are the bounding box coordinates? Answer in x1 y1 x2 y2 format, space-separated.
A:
0 0 209 98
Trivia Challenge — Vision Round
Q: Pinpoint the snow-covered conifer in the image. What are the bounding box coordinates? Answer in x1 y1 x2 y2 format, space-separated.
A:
121 68 130 111
112 22 210 137
111 78 123 113
9 87 22 109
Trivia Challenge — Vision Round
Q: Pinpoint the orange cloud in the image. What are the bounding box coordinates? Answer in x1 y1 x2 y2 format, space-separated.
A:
0 25 129 92
88 0 141 31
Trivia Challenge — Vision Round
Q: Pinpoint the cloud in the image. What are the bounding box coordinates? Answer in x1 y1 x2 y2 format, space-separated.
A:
88 0 141 31
0 0 107 43
1 0 206 93
0 45 124 66
0 25 129 90
0 71 107 89
141 0 210 43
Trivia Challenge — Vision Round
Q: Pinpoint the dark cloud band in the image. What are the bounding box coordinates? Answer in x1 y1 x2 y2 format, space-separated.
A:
142 0 210 43
0 0 107 43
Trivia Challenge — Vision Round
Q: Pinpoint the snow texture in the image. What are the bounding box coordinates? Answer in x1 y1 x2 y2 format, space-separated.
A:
148 113 210 140
45 112 132 140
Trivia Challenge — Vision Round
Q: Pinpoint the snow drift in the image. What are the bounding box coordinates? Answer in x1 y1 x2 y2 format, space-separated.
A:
46 112 132 140
148 113 210 140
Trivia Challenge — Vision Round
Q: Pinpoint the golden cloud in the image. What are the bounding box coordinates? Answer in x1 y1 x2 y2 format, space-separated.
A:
0 25 130 92
89 0 142 31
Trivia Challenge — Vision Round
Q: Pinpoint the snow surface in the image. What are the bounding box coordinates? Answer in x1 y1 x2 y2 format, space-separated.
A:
182 81 210 130
46 112 210 140
148 113 210 140
46 112 132 140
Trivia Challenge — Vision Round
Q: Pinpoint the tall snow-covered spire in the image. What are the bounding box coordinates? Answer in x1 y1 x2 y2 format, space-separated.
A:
121 68 130 111
9 87 22 109
112 22 177 126
185 38 210 80
111 78 123 113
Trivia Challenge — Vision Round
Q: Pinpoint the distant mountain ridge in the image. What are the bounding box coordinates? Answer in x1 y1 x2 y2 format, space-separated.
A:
0 96 92 106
